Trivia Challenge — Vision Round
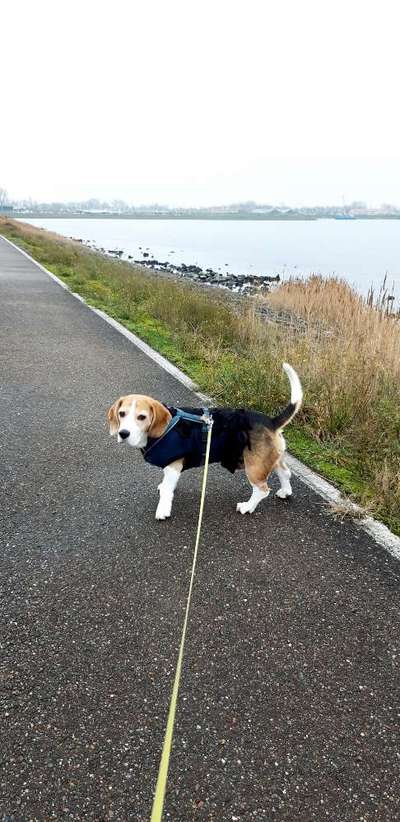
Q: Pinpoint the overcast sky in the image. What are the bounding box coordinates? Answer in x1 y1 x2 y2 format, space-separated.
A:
2 0 400 206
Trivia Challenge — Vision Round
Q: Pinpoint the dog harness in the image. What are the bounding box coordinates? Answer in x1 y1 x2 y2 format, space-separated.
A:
141 406 252 472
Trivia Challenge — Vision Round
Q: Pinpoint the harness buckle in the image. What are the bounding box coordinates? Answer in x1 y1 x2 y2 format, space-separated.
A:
201 412 214 429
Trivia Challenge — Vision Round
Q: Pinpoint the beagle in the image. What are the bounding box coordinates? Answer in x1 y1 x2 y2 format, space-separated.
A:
107 363 303 520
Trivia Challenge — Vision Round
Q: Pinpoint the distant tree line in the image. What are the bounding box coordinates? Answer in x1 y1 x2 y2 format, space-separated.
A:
0 187 9 208
2 188 400 217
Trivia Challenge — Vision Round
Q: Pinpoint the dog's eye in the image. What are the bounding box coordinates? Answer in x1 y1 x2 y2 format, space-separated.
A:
119 410 126 418
137 414 146 421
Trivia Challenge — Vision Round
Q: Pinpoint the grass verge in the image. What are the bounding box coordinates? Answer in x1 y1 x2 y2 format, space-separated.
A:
2 217 399 535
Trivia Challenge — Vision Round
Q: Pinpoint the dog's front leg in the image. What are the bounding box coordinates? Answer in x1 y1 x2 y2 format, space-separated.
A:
155 460 183 520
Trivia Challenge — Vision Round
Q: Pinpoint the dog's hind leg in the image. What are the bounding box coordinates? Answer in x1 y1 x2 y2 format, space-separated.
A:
236 482 270 514
156 459 183 520
275 459 292 499
236 446 278 515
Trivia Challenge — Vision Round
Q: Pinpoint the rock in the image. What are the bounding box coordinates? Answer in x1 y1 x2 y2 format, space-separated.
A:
95 241 277 296
179 263 202 274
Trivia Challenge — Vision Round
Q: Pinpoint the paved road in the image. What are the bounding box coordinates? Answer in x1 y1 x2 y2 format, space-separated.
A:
0 235 399 822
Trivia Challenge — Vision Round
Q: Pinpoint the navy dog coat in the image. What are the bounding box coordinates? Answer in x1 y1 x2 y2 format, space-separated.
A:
141 406 259 472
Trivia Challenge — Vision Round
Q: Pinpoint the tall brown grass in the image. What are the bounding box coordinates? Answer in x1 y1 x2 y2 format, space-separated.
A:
264 276 400 523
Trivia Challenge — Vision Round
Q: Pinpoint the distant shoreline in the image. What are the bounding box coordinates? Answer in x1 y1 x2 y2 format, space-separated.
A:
10 211 400 221
13 212 317 221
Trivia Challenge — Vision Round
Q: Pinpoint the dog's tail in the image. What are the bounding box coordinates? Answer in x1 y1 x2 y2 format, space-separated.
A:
271 363 303 430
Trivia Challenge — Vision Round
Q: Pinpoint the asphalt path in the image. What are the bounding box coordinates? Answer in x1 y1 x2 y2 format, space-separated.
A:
1 236 399 822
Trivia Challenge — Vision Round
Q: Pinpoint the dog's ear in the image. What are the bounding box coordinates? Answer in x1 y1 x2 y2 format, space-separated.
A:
148 400 170 438
107 398 122 435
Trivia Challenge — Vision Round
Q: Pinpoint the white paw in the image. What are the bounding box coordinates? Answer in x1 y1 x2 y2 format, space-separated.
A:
236 501 252 515
276 488 292 499
155 505 171 520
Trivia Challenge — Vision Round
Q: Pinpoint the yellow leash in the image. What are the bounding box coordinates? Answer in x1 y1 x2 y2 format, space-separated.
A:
150 417 214 822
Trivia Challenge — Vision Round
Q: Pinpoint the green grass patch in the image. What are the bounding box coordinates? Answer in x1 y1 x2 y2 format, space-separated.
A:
285 428 365 496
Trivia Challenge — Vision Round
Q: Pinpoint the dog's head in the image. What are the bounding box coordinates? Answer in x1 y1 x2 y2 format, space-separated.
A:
107 394 171 447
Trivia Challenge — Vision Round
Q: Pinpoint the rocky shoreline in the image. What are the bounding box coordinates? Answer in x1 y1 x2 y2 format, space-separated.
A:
76 237 280 294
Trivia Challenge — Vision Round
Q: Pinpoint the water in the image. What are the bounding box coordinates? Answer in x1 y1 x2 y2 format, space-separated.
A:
24 217 400 297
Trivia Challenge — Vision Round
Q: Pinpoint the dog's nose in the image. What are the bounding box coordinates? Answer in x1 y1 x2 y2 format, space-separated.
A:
119 429 130 440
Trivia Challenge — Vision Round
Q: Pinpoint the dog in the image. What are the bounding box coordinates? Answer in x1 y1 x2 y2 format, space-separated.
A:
107 363 302 520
